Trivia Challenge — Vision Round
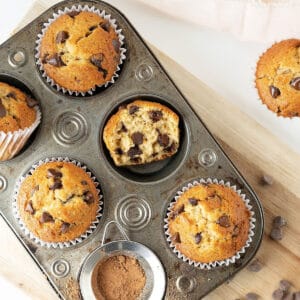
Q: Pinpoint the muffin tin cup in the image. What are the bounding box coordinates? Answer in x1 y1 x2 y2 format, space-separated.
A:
0 106 41 161
164 178 256 270
12 156 103 249
35 4 126 96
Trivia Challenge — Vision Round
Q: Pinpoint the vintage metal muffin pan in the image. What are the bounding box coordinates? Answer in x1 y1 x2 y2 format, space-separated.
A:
0 0 264 299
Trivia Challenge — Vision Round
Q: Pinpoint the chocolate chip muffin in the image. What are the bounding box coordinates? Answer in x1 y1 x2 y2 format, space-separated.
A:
0 82 38 133
17 161 99 243
168 183 251 263
103 100 180 166
39 11 121 93
255 39 300 117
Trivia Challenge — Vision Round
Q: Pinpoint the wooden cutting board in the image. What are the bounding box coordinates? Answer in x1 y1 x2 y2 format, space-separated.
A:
1 1 299 299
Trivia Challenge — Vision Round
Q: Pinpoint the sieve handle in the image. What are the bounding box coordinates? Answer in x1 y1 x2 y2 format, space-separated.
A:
101 220 129 246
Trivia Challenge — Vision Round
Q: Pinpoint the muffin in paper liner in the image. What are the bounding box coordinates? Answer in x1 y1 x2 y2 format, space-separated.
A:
252 38 300 120
35 5 126 96
12 157 103 249
0 106 41 161
164 178 256 269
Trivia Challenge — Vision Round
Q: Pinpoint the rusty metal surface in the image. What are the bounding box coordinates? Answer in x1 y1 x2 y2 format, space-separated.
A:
0 1 264 299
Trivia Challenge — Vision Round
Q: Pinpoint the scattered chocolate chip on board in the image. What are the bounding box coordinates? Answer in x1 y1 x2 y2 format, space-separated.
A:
260 174 274 185
103 100 180 166
270 215 287 240
246 292 259 300
247 258 263 272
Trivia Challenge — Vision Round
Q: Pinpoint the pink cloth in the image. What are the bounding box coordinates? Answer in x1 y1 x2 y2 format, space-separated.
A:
136 0 300 42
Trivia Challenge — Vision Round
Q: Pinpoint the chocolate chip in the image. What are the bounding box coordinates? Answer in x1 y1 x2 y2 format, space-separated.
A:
273 289 284 300
47 168 62 179
217 215 230 228
270 227 283 240
246 293 259 300
98 66 108 79
40 212 54 223
81 180 88 185
100 21 110 32
294 292 300 300
273 216 287 228
290 77 300 90
232 225 240 237
31 185 39 197
129 105 139 115
56 31 69 43
157 133 169 147
112 39 120 53
188 198 198 206
269 85 281 98
172 232 181 243
61 222 70 234
46 53 65 67
247 258 262 272
68 11 80 17
130 157 141 163
115 148 123 155
0 100 6 118
194 232 202 244
148 110 163 122
170 204 184 220
89 25 97 31
49 180 63 191
260 174 273 186
127 145 142 158
90 53 104 68
25 96 39 108
83 191 94 204
177 204 184 214
279 280 291 292
25 201 35 215
119 122 127 133
164 142 176 153
131 132 144 145
6 92 16 99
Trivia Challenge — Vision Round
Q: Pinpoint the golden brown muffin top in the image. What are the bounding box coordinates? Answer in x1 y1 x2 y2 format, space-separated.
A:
0 82 37 133
17 161 99 243
255 39 300 117
39 11 121 92
168 183 250 263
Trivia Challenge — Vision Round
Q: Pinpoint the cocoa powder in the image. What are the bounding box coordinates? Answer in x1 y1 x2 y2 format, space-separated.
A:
92 255 146 300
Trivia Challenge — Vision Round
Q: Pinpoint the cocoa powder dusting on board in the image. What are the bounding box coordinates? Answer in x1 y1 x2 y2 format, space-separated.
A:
92 255 146 300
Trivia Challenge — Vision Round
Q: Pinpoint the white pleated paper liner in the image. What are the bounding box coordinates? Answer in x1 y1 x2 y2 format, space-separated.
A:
12 157 103 249
164 178 256 270
251 38 300 123
35 5 126 96
0 106 41 161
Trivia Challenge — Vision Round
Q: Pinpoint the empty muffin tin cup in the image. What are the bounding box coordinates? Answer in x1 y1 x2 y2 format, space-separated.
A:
12 156 103 249
164 178 256 269
35 4 126 96
79 220 166 300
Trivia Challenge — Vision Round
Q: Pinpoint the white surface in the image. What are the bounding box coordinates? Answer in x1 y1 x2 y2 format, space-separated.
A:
0 0 299 298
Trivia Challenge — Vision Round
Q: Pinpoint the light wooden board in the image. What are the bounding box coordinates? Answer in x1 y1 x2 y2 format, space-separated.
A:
1 1 299 299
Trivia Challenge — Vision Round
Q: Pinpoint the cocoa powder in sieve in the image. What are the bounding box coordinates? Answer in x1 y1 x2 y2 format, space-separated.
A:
92 255 146 300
